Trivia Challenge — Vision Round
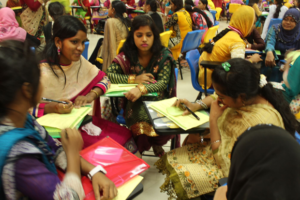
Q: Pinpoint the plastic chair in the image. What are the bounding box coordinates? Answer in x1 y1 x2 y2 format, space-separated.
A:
186 49 215 100
116 39 126 55
160 30 173 48
200 25 219 47
268 18 282 30
82 41 89 60
181 30 206 53
284 2 293 8
215 7 222 21
210 10 217 21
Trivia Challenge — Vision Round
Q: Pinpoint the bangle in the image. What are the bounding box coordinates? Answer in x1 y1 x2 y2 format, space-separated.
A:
211 139 221 145
196 100 208 109
87 165 107 180
136 84 148 95
128 74 136 84
90 89 99 98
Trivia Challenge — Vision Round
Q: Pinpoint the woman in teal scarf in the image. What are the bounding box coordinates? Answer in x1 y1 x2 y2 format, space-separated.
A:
0 40 117 200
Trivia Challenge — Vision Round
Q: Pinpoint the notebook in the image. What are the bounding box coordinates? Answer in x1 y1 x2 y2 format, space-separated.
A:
37 106 92 131
149 97 210 130
104 84 158 97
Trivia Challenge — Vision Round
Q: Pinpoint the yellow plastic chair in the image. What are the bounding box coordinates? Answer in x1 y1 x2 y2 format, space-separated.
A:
200 25 219 47
116 39 126 55
284 2 293 8
160 30 173 48
215 7 222 21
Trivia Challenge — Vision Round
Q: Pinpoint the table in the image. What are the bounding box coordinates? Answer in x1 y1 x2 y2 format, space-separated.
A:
200 61 222 96
127 182 143 200
143 101 210 150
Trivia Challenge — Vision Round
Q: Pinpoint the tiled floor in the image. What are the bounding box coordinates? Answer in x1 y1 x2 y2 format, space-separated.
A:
87 20 228 200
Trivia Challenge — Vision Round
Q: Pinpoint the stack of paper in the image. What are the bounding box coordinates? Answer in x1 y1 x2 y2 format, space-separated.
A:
149 97 209 130
104 84 158 97
113 176 143 200
37 107 92 138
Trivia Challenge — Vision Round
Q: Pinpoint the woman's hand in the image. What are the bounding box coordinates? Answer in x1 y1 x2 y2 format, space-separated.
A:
124 88 142 102
172 99 201 116
248 53 262 63
44 99 73 114
60 128 83 156
74 95 94 108
265 51 276 67
92 172 118 200
210 100 228 122
135 73 156 84
213 185 228 200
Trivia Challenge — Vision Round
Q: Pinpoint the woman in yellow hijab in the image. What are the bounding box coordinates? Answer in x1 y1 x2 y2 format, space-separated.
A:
198 6 262 89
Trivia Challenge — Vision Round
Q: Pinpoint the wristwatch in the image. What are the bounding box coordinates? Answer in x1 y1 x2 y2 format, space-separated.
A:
87 165 107 180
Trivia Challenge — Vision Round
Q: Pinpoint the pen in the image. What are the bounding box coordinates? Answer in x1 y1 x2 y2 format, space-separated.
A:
42 97 68 104
181 103 200 121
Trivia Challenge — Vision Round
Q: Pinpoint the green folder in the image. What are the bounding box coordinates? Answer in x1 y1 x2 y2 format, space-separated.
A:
104 91 158 97
263 50 281 55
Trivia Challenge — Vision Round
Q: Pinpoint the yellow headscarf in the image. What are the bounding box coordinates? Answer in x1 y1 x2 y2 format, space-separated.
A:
229 6 255 38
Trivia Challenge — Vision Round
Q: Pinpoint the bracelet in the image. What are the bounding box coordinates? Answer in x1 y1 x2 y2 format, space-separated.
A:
248 59 253 63
211 139 221 145
90 89 99 98
128 74 136 84
137 84 148 95
196 100 208 109
87 165 107 180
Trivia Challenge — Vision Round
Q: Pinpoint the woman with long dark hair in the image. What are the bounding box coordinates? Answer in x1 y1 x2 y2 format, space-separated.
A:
261 0 288 39
156 58 298 199
37 15 137 153
0 40 117 200
197 0 215 24
143 0 164 33
185 0 213 30
107 15 178 157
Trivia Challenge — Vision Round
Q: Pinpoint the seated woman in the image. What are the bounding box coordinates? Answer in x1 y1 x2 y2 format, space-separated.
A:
0 40 117 200
261 0 288 39
107 15 178 157
156 58 298 199
89 0 131 72
37 16 137 153
198 6 262 90
262 8 300 82
165 0 192 60
185 0 213 30
0 7 40 47
214 125 300 200
245 16 266 51
197 0 215 25
143 0 164 33
293 0 300 8
43 2 65 43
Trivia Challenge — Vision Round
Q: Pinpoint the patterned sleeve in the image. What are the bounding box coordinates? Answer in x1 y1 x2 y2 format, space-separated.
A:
165 13 179 29
94 76 111 93
265 26 279 60
192 13 200 30
229 42 246 59
107 62 132 84
30 103 47 118
139 60 172 94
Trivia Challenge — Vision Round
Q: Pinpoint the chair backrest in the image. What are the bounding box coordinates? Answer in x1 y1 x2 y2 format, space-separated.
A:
268 18 282 30
160 30 173 48
229 3 242 14
186 49 201 89
82 41 89 60
210 10 217 21
181 30 206 53
116 31 172 55
215 7 222 21
201 25 219 47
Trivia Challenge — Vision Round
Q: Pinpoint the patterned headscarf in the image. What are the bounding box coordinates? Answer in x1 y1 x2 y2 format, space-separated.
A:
275 8 300 44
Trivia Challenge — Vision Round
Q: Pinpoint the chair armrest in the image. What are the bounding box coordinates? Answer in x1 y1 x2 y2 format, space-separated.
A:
200 61 223 69
218 177 228 187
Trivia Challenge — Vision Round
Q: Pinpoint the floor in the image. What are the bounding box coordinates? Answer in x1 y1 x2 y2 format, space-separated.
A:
87 20 228 200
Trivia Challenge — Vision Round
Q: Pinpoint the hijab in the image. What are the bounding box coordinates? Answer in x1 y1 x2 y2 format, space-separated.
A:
275 8 300 44
226 124 300 200
0 7 27 42
228 6 255 38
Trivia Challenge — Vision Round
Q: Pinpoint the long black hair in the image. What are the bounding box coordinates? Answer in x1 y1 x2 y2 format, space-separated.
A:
185 0 213 28
111 0 132 30
170 0 183 12
43 15 87 86
48 2 65 20
146 0 158 12
120 15 162 66
0 40 40 119
274 0 284 18
201 28 231 53
211 58 299 135
200 0 210 11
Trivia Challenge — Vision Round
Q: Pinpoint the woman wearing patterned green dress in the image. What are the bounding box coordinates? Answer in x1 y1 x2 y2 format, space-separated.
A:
107 15 179 156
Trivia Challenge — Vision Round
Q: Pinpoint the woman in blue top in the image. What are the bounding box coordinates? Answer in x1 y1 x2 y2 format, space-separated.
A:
262 8 300 82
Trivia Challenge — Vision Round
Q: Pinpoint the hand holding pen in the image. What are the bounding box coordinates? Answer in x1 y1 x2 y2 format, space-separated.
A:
172 99 200 116
42 97 74 114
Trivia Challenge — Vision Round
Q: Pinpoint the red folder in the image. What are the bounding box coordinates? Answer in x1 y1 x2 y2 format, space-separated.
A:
57 137 149 200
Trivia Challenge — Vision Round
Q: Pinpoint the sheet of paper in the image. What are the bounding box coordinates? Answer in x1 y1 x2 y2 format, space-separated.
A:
37 107 92 130
113 175 144 200
149 97 209 130
166 107 184 116
106 84 137 93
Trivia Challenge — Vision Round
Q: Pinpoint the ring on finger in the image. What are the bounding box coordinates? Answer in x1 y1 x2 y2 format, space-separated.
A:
63 104 66 109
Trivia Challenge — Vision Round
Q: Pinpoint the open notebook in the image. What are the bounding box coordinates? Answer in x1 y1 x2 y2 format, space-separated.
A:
149 97 209 130
37 107 92 138
104 84 158 97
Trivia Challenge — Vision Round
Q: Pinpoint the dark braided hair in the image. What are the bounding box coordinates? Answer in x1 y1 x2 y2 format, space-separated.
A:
185 0 213 28
274 0 284 18
201 28 231 53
